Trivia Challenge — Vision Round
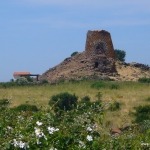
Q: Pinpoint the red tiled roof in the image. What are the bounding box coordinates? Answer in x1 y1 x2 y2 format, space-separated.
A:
13 72 30 76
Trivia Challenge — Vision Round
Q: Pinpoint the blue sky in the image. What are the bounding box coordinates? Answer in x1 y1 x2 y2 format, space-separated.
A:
0 0 150 81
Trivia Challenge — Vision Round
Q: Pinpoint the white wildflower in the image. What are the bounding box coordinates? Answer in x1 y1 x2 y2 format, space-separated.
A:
36 121 43 126
13 139 18 147
47 126 59 134
34 127 47 142
18 141 26 149
141 142 150 146
7 126 13 130
12 139 29 149
35 127 44 138
79 140 86 149
87 126 92 132
86 135 93 141
36 139 41 145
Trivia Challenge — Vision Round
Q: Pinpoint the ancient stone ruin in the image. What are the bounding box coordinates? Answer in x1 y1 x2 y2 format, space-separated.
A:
85 30 115 59
40 30 117 83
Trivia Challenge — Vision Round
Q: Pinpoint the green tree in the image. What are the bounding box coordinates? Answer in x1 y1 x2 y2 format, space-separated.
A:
114 49 126 62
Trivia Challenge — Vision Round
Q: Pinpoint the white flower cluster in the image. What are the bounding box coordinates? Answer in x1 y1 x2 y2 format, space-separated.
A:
34 127 46 139
7 126 13 130
34 121 59 145
86 125 95 141
12 139 29 149
47 126 59 134
34 127 47 145
86 124 97 132
86 135 93 141
36 121 43 126
86 126 93 132
141 142 150 147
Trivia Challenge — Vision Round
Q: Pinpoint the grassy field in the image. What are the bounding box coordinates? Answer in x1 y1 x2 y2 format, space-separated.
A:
0 80 150 149
0 80 150 128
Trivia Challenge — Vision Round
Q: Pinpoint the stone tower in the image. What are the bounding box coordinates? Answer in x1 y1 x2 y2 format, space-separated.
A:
85 30 115 59
40 30 117 83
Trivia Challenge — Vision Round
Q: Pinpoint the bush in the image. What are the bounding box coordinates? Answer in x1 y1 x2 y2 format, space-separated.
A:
140 120 150 132
138 77 150 83
78 96 92 109
110 84 120 90
41 79 49 84
13 104 39 112
0 82 17 88
16 77 29 85
145 97 150 102
78 96 102 114
71 51 78 57
91 81 106 89
109 101 121 111
115 49 126 62
0 99 9 106
49 92 78 112
0 99 10 108
134 105 150 123
81 96 90 103
26 76 33 82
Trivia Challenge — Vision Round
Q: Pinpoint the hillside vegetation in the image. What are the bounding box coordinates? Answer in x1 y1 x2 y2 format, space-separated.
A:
0 80 150 149
0 80 149 126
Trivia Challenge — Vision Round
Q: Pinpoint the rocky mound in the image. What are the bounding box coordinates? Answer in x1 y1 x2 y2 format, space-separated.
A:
40 52 116 83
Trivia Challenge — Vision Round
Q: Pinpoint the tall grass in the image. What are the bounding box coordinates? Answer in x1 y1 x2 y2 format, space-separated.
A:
0 80 149 127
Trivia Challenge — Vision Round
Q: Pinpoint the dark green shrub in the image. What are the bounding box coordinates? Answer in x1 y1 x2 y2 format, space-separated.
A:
138 77 150 83
91 81 106 89
78 96 92 109
145 97 150 102
41 79 49 84
77 97 102 114
134 105 150 123
0 82 17 88
13 104 39 112
114 49 126 62
109 101 121 111
49 92 78 111
71 51 78 57
110 84 119 90
26 76 33 82
0 99 10 106
81 96 90 103
140 120 150 132
16 77 29 85
0 99 10 108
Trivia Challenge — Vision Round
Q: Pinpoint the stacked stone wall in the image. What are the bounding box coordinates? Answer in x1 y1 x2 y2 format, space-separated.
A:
85 30 115 59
